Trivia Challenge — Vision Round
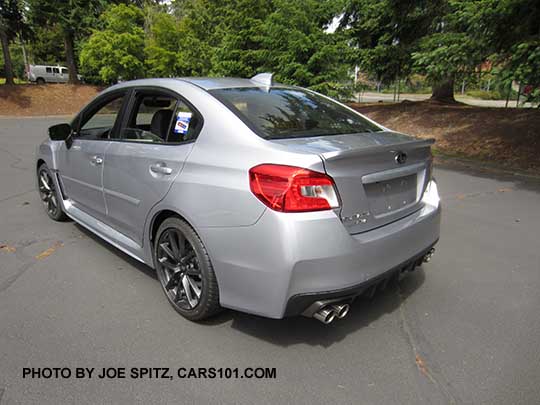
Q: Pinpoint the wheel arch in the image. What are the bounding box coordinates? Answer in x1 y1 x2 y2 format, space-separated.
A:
146 208 216 270
149 209 194 247
37 158 46 172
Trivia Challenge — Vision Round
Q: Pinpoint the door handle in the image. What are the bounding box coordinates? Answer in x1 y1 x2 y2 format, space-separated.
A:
150 164 172 175
90 155 103 165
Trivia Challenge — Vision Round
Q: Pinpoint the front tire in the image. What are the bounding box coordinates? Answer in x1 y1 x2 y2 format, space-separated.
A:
154 217 221 321
38 164 67 221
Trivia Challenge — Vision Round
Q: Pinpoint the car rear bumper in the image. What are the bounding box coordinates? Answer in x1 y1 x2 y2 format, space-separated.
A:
199 181 441 319
283 240 437 316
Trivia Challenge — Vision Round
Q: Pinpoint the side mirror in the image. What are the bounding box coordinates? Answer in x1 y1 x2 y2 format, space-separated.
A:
48 123 72 141
48 123 73 148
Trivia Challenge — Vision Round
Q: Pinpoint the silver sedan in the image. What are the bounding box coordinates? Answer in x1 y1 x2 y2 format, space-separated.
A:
36 74 441 323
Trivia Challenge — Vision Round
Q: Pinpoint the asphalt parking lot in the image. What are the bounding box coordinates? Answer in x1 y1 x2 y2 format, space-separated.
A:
1 117 539 404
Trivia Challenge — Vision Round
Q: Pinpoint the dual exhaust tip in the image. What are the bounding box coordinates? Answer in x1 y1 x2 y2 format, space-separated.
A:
423 248 435 263
311 248 436 324
313 303 350 324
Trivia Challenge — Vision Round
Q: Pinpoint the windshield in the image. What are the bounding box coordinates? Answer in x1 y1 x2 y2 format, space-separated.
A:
209 87 382 140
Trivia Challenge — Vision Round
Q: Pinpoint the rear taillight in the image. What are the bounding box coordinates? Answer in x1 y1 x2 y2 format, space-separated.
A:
249 164 339 212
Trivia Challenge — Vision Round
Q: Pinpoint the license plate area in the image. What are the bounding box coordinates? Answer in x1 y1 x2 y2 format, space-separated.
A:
364 173 418 217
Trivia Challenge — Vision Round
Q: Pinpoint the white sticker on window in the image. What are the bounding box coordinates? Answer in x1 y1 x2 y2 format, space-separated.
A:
174 111 192 135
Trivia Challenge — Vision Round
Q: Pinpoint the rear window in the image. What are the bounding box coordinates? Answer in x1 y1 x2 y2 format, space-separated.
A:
209 87 382 140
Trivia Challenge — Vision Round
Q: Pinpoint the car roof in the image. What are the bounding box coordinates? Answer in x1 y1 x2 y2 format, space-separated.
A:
106 77 289 93
176 77 285 90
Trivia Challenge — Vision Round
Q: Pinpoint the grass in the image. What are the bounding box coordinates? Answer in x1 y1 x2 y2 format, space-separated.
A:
465 89 506 100
0 78 30 85
379 87 432 95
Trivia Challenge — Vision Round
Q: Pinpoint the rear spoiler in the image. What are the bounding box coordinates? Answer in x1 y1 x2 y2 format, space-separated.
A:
319 138 435 162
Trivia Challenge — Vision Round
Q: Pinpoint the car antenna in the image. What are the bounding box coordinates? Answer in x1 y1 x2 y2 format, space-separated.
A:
250 72 273 92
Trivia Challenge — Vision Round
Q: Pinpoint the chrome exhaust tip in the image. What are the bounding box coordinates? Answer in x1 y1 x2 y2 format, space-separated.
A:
313 307 336 324
331 303 350 319
423 248 435 263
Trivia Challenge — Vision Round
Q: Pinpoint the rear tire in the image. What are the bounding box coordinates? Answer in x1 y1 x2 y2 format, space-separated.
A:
154 217 221 321
37 164 68 221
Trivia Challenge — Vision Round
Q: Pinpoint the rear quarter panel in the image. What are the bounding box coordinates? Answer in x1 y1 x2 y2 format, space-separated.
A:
148 80 326 229
142 80 327 264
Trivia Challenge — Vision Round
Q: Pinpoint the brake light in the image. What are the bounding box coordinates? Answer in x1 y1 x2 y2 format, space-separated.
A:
249 164 340 212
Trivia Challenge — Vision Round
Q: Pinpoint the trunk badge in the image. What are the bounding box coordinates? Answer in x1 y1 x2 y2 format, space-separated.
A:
341 212 370 225
395 151 407 164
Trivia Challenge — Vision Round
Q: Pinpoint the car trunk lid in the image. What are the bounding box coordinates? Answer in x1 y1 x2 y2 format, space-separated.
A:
271 132 434 233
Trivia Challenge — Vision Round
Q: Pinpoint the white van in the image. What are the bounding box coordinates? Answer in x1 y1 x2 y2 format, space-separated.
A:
27 65 81 84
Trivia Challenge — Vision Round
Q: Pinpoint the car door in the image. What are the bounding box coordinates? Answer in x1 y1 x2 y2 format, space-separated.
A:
60 68 69 83
45 67 53 82
56 91 128 222
102 88 203 245
51 67 60 83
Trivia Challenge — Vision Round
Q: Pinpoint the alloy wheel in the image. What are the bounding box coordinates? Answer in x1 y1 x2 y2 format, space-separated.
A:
156 228 203 310
38 169 59 217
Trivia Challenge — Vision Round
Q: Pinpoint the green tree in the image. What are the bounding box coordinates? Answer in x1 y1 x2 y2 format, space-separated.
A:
211 0 273 78
0 42 26 79
144 8 182 77
145 0 350 97
173 0 228 75
411 1 487 101
27 23 66 65
412 31 484 101
454 0 540 103
208 0 351 96
80 4 145 83
259 0 351 98
412 0 540 102
342 0 445 95
0 0 24 85
145 2 215 77
26 0 110 84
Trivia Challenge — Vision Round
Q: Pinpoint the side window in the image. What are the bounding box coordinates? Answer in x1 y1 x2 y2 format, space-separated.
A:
46 67 52 73
168 101 202 143
119 94 176 143
52 67 59 74
61 68 68 75
78 95 125 140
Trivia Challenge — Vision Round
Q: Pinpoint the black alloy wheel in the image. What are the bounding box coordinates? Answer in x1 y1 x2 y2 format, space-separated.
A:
38 164 67 221
154 217 221 321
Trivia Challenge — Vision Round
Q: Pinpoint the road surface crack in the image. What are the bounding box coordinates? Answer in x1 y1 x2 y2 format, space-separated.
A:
0 146 29 171
450 187 514 202
397 285 461 404
0 189 34 203
0 239 65 295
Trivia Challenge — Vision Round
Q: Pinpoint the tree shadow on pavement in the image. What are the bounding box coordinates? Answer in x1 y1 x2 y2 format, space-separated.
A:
204 268 426 348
